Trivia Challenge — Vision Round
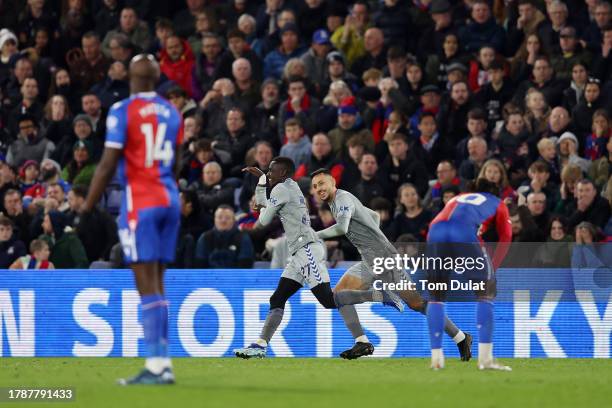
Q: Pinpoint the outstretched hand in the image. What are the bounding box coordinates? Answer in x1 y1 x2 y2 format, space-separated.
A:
242 166 265 177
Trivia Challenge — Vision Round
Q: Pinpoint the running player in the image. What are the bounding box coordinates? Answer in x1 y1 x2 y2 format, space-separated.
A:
426 178 512 370
311 169 473 360
82 54 182 385
234 157 404 359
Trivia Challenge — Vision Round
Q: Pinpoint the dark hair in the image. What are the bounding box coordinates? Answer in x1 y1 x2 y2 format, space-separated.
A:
529 160 550 173
155 18 173 30
227 28 246 40
387 46 406 61
472 178 500 196
284 118 302 128
271 156 296 176
181 189 201 216
216 203 235 213
468 107 487 121
0 216 14 228
419 112 436 123
82 31 100 42
547 215 568 236
71 184 88 198
441 185 461 196
310 168 331 178
370 197 392 212
287 75 305 86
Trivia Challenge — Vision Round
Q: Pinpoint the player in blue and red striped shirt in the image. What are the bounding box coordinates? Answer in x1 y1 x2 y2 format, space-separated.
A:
83 54 182 385
426 178 512 371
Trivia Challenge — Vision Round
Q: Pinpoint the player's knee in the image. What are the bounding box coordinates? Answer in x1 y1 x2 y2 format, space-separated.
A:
269 292 289 310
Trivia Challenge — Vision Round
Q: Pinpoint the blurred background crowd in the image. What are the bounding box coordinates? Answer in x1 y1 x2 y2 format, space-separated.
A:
0 0 610 269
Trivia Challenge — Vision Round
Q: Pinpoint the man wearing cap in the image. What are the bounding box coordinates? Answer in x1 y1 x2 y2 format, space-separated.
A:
301 29 333 87
408 84 442 136
53 114 102 167
264 22 306 79
328 96 374 157
6 115 55 168
558 131 591 173
418 0 457 58
506 0 546 56
445 61 468 89
551 26 592 81
320 51 359 97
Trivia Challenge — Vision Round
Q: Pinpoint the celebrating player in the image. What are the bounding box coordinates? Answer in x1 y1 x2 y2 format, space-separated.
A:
311 169 472 360
426 178 512 370
234 157 404 359
82 54 182 385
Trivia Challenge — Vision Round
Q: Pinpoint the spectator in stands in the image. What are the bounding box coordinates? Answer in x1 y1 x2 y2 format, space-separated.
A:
456 108 489 161
514 56 565 108
191 33 224 101
178 189 212 255
591 23 612 82
214 107 255 175
425 33 467 88
0 216 26 268
195 205 254 268
218 29 263 83
572 78 604 138
188 11 219 57
320 52 358 99
584 109 610 161
525 190 550 232
538 0 569 52
102 7 151 56
536 138 561 183
264 23 305 80
478 158 517 203
8 77 44 133
2 57 33 111
506 0 546 56
330 1 370 67
567 179 611 230
252 79 281 151
350 27 386 78
497 110 529 161
301 29 332 88
80 93 104 135
533 215 572 267
555 163 582 216
61 140 96 186
277 76 320 140
189 161 235 216
68 31 110 94
239 141 273 212
353 152 390 205
294 133 343 183
562 62 588 112
437 80 474 145
6 114 55 168
519 160 559 212
67 185 117 262
200 78 234 138
279 119 311 169
327 96 373 157
94 0 120 38
424 160 466 210
18 160 39 193
159 35 195 98
227 58 261 118
582 2 611 52
418 0 456 59
558 131 591 173
166 85 197 119
412 112 454 174
589 124 612 189
459 136 489 180
523 88 551 140
9 238 53 269
380 132 429 198
551 26 591 81
40 210 88 268
389 183 432 241
106 33 135 64
90 61 129 110
2 189 31 244
54 114 102 167
174 0 218 38
476 60 513 129
459 0 506 53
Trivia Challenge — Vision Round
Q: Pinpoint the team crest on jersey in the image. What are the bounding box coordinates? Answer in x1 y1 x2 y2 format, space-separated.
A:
106 115 118 130
338 205 350 215
299 197 305 204
270 197 278 206
301 214 310 225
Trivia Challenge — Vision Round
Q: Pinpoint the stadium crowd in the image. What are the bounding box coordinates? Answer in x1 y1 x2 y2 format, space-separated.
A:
0 0 611 269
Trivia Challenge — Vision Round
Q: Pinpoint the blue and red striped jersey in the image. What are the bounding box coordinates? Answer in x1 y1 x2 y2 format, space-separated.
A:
104 92 183 221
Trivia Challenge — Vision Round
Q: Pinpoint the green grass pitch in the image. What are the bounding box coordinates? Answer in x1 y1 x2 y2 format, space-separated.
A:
1 358 610 408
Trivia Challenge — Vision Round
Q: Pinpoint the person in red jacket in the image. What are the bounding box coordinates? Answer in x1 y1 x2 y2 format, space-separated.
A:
160 35 195 97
